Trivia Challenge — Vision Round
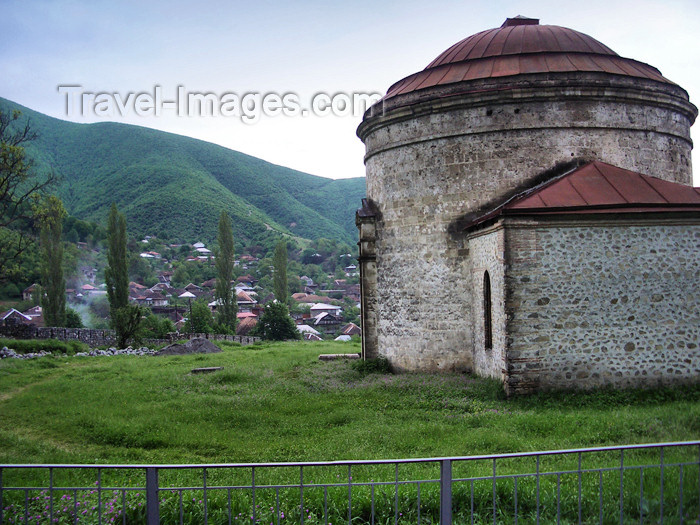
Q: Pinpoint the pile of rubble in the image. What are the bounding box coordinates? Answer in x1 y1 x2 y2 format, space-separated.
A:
0 337 222 359
75 347 157 357
0 345 157 359
0 347 53 359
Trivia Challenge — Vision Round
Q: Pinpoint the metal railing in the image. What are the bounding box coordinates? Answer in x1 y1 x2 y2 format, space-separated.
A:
1 441 698 524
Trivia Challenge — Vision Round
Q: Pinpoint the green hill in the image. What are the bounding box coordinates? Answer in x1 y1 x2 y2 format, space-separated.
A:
0 97 366 245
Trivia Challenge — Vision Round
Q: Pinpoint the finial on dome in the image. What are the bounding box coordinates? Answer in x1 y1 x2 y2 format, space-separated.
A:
501 16 539 28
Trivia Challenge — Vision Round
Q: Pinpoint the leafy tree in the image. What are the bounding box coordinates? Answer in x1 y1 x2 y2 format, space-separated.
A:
129 254 157 286
0 282 19 299
257 275 274 304
112 304 143 348
342 305 360 325
288 274 302 295
184 299 213 334
215 211 237 331
105 203 141 347
89 295 110 319
65 227 79 244
139 313 175 339
301 247 323 265
254 302 300 341
0 110 55 282
35 196 67 327
273 240 288 304
65 307 84 328
211 321 234 335
171 264 190 288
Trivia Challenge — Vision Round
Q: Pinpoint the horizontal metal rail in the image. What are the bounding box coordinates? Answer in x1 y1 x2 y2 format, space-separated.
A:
1 441 698 525
5 440 699 470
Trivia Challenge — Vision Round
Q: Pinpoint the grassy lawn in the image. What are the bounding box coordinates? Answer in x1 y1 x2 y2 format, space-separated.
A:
0 339 698 523
1 339 699 463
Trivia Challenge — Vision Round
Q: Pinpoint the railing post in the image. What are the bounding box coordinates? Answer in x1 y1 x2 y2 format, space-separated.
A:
440 459 452 525
146 467 160 525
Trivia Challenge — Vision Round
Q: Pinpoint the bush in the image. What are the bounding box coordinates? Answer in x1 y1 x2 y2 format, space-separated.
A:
0 282 20 299
184 299 213 334
0 338 89 355
211 321 234 335
352 355 392 375
65 307 84 328
138 313 175 339
254 302 300 341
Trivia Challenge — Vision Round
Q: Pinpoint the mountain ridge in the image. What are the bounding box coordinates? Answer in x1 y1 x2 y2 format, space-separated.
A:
0 97 365 245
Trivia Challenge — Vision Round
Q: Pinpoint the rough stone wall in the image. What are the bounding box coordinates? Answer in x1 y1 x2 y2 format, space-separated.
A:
467 226 507 379
371 213 471 372
360 79 695 372
503 218 700 395
0 326 118 346
357 213 379 359
0 325 260 347
362 77 696 186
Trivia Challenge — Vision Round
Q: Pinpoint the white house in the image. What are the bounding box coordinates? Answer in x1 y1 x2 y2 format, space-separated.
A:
309 303 342 317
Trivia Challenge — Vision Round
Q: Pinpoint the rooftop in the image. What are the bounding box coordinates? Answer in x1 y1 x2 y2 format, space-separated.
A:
385 16 672 100
466 161 700 229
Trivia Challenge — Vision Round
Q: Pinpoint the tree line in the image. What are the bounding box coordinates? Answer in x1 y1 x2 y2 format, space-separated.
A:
1 109 302 345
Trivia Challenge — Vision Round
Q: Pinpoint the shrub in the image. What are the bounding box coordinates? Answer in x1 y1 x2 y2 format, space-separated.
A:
253 302 300 341
352 355 392 375
0 282 20 299
184 299 213 334
138 313 175 339
0 338 88 355
65 307 84 328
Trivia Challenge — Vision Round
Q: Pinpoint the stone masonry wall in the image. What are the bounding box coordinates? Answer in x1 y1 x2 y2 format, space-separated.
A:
0 325 260 347
372 208 471 372
503 218 700 395
468 225 507 380
360 77 695 373
357 213 379 360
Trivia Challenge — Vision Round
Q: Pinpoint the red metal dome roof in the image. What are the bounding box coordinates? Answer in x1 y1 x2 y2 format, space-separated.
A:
385 17 673 99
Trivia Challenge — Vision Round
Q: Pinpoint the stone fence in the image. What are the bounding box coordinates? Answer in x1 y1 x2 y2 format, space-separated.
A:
0 324 260 348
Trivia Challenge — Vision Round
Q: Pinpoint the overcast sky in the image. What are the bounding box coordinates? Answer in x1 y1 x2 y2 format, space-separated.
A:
2 0 699 184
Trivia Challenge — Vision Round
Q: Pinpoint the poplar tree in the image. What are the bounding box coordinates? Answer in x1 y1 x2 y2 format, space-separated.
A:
105 203 128 313
36 195 66 326
105 203 140 347
215 211 237 331
273 240 288 304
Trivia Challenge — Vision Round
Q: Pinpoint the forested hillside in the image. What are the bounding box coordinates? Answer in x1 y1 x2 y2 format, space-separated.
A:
0 98 365 245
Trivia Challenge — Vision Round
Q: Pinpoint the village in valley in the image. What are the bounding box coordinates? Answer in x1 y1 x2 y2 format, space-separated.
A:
0 234 361 342
1 3 700 522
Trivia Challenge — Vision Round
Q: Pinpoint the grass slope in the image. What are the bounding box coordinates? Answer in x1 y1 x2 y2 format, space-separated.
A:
1 341 698 465
1 341 698 523
0 97 366 243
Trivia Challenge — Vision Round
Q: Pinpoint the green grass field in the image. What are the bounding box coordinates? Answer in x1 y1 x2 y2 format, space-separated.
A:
1 340 699 523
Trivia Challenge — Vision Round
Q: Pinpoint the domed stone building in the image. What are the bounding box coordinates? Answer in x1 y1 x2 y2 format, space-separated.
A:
356 16 700 394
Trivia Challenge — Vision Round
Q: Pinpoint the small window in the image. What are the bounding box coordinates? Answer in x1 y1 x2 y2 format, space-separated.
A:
483 271 492 350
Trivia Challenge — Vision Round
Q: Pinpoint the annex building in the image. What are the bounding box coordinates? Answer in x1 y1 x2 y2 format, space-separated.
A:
356 16 700 395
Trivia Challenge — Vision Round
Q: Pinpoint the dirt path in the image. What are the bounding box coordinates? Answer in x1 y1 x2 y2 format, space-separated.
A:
0 372 59 403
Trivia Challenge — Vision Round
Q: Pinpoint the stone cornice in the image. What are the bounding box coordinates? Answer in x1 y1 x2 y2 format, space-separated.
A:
357 73 697 144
